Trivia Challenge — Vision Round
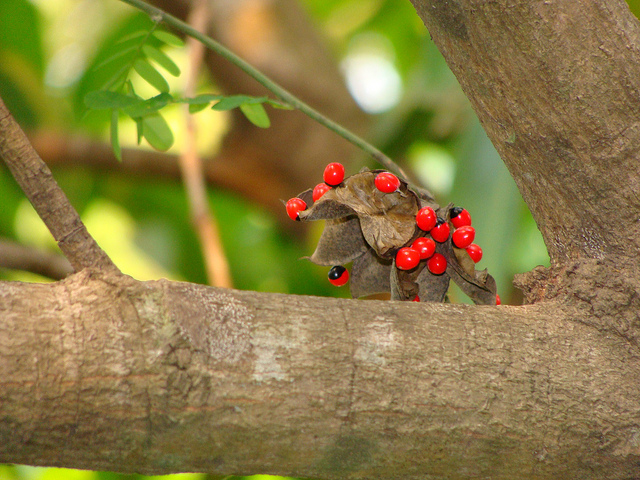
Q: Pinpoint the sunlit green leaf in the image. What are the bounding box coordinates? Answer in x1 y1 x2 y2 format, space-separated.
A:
142 112 174 151
152 30 185 47
142 44 180 77
211 95 267 111
133 59 169 93
84 90 141 110
239 102 270 128
110 109 122 162
124 92 173 118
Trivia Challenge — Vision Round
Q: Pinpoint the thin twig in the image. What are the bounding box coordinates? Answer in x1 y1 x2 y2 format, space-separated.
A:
179 0 233 288
118 0 410 182
0 96 119 274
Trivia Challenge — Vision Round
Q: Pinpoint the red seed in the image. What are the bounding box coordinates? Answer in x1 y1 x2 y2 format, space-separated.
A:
374 172 401 193
323 162 345 187
427 253 447 275
312 183 331 202
416 206 437 232
430 219 451 243
452 226 476 249
496 294 501 305
328 265 349 286
285 197 307 221
411 237 436 260
466 244 483 263
450 207 472 228
412 295 420 302
395 247 420 270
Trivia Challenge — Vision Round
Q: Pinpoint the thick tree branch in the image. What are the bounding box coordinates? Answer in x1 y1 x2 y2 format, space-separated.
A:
1 268 640 479
0 98 118 273
410 0 640 264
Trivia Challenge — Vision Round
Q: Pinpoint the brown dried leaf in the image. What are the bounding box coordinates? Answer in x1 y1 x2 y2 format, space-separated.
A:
359 215 418 257
390 260 431 301
349 248 392 298
298 197 356 221
299 170 420 257
296 188 314 209
441 239 497 305
309 216 368 266
415 265 451 302
453 246 477 277
449 267 497 305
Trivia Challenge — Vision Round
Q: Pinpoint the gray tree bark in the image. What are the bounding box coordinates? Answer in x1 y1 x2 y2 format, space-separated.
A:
2 0 640 479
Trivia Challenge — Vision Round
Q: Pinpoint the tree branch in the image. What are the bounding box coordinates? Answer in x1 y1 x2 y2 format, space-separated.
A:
410 0 640 264
0 239 72 280
1 269 640 479
0 98 118 273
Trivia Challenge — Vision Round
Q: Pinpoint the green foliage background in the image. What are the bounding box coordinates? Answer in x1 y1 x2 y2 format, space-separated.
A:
4 0 635 477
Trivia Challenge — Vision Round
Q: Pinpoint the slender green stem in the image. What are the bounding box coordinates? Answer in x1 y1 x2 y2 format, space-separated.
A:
118 0 411 181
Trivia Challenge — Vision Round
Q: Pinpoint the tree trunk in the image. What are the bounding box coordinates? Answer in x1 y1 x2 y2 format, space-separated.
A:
410 0 640 263
2 0 640 479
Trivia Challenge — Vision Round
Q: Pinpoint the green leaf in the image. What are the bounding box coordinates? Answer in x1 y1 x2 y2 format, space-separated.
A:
133 58 169 93
239 102 270 128
84 90 141 110
184 94 223 112
211 95 267 111
142 44 180 77
124 92 173 118
115 30 148 44
189 103 210 114
152 30 185 47
142 112 174 151
94 63 130 92
110 109 122 162
183 94 224 105
93 44 138 71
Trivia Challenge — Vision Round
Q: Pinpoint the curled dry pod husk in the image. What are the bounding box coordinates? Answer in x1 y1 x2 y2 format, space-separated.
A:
296 168 497 304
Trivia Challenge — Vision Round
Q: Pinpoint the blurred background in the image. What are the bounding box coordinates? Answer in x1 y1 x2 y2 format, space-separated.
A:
5 0 630 477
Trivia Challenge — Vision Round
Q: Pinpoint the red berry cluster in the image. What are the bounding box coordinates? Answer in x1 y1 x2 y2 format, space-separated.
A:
449 207 482 263
395 205 483 277
450 207 499 304
285 162 345 221
285 163 500 304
